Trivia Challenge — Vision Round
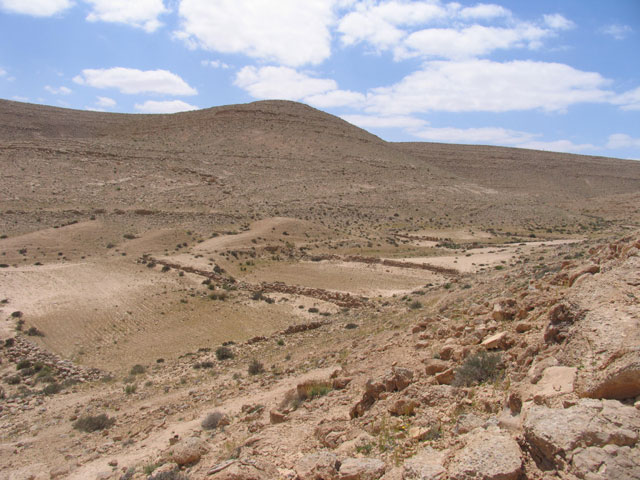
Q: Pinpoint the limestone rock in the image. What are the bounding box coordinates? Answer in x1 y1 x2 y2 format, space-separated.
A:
481 331 508 350
165 437 208 466
447 427 523 480
339 458 386 480
572 445 640 480
388 398 418 416
296 450 340 480
270 409 287 424
209 459 278 479
402 447 446 480
523 399 640 471
492 298 517 322
434 368 455 385
531 366 577 401
423 359 449 376
544 302 581 344
453 414 484 435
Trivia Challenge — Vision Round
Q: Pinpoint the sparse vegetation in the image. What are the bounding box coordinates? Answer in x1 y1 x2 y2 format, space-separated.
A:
453 351 502 387
248 358 264 375
73 414 115 432
215 346 234 361
201 411 226 430
129 364 145 375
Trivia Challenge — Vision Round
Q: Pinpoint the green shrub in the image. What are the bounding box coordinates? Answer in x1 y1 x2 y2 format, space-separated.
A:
215 346 233 361
129 364 145 375
16 359 31 370
409 300 423 309
201 411 226 430
248 359 264 375
43 382 62 395
124 384 137 394
452 352 502 387
73 413 115 432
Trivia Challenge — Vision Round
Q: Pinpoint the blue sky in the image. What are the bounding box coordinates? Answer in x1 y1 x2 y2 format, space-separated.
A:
1 0 639 159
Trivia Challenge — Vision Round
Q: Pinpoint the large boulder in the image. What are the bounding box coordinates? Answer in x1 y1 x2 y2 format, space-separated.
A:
296 451 341 480
339 458 386 480
523 399 640 477
402 447 446 480
165 437 208 466
447 427 523 480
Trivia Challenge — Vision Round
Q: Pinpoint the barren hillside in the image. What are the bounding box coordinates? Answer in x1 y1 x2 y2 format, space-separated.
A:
0 100 639 480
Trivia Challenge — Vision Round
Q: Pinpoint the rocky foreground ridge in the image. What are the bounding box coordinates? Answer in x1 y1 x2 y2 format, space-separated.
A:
1 233 639 480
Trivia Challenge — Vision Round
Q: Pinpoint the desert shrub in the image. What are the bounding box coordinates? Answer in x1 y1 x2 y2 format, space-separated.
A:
6 375 21 385
11 311 22 318
251 291 264 301
409 300 423 310
43 382 62 395
129 364 145 375
216 346 233 361
4 338 14 347
146 261 156 268
297 380 332 401
193 361 214 369
276 339 285 346
308 307 319 313
345 323 358 329
73 413 115 432
26 326 44 337
209 292 228 301
123 233 136 239
16 359 31 370
247 359 264 375
452 352 502 387
124 384 137 395
161 265 171 272
201 411 226 430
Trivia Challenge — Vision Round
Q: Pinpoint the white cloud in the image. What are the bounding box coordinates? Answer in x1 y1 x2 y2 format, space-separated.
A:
459 4 511 20
0 0 73 16
45 85 72 95
201 60 231 69
365 59 612 115
543 14 574 30
96 96 116 107
339 1 573 59
398 24 550 60
176 0 339 66
606 133 640 149
305 89 365 108
411 125 595 153
338 1 448 49
235 66 336 101
341 114 427 129
517 139 595 153
134 100 199 113
234 66 364 108
612 86 640 111
73 67 197 95
84 0 168 32
0 67 6 76
600 24 633 40
412 126 535 145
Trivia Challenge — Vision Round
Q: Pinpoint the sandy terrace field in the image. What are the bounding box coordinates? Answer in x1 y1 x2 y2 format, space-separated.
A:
396 238 583 273
245 259 442 297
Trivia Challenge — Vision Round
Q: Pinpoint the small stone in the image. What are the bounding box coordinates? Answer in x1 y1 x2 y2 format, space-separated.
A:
435 368 455 385
270 409 287 424
296 450 340 480
339 457 386 480
481 331 508 350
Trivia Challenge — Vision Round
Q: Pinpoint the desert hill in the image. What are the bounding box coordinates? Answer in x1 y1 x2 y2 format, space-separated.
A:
3 99 639 236
0 99 639 480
